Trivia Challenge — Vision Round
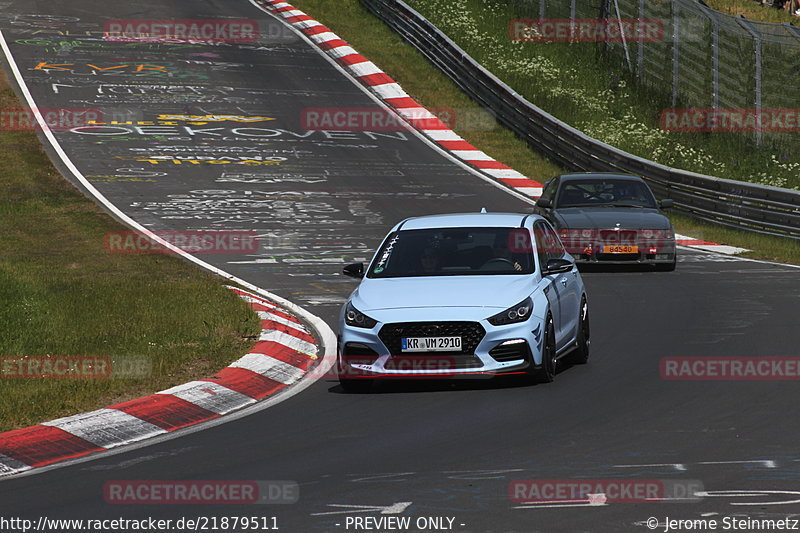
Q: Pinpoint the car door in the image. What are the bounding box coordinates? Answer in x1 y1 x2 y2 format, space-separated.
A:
534 221 562 347
547 221 581 347
538 221 581 350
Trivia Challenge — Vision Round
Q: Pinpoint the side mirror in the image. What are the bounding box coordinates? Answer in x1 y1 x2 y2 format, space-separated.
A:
659 198 674 209
543 257 574 275
343 262 365 279
536 197 552 209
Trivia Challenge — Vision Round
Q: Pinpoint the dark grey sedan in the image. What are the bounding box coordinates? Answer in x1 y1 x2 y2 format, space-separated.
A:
534 173 676 270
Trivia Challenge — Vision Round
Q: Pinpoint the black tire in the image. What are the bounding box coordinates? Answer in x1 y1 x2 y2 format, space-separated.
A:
532 315 557 383
655 256 676 272
571 296 590 364
339 378 373 393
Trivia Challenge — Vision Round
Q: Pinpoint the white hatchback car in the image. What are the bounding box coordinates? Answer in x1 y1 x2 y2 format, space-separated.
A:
337 212 590 391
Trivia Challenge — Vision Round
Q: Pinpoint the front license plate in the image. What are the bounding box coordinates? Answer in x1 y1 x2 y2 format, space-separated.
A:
603 245 638 253
401 336 462 352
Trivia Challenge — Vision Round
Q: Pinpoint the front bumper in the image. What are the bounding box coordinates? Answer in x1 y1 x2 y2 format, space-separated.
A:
338 314 546 379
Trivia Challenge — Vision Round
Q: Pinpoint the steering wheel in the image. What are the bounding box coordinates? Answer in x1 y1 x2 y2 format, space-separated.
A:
481 258 516 270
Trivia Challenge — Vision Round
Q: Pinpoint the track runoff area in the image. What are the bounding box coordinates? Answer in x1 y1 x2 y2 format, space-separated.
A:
0 1 799 532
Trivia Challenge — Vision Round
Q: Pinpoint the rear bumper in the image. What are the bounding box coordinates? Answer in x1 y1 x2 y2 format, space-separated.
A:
566 240 676 264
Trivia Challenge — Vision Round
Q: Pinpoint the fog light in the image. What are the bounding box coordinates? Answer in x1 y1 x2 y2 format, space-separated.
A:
499 339 526 346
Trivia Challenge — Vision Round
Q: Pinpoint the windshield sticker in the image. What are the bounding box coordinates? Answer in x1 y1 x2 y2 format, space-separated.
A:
373 234 399 274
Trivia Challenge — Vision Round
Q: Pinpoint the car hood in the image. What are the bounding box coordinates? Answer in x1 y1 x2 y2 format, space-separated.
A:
554 207 670 229
352 275 533 312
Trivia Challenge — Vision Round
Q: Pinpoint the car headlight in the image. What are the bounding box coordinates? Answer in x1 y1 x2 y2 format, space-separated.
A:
487 297 533 326
345 302 377 329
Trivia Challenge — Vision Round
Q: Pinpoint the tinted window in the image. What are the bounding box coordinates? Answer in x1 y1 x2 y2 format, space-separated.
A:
556 178 657 208
534 221 565 267
367 227 535 278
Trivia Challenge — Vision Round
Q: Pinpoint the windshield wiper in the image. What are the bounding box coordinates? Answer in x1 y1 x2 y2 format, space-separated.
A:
604 203 646 208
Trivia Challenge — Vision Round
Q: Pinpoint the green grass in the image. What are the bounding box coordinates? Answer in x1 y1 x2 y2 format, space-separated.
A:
0 71 261 432
289 0 799 264
706 0 800 23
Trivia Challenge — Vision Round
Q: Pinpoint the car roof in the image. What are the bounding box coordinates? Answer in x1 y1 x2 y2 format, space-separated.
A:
556 172 646 183
396 212 538 231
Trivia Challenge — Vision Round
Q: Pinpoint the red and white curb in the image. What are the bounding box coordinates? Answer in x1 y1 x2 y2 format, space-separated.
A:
675 234 748 255
253 0 543 198
0 287 319 477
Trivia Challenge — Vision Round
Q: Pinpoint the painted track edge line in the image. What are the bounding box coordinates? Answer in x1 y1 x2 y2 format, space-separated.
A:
0 30 336 480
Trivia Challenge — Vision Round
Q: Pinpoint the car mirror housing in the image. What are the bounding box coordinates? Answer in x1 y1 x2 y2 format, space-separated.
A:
343 262 365 279
659 198 674 209
536 198 552 209
543 257 574 275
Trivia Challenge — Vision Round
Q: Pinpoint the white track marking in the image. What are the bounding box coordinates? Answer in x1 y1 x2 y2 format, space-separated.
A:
229 354 306 385
42 409 166 448
259 330 318 356
157 381 256 415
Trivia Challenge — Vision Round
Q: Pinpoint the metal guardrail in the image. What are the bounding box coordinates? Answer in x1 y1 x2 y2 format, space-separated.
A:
361 0 800 239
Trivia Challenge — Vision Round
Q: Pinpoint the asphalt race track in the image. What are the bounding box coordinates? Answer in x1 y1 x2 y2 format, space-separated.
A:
1 1 799 532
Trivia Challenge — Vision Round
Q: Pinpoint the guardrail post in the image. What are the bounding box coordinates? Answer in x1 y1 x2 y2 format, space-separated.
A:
671 2 681 107
696 2 720 110
570 0 577 41
637 0 645 77
736 16 763 147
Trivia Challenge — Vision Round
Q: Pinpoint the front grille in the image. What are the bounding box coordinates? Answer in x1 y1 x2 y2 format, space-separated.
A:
599 230 637 245
489 341 530 362
378 321 486 355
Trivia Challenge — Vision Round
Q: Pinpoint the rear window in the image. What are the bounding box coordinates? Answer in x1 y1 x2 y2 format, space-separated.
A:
557 179 657 208
367 227 535 278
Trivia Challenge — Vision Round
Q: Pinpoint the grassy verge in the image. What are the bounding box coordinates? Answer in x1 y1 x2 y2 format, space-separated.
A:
706 0 800 23
0 70 261 432
289 0 799 265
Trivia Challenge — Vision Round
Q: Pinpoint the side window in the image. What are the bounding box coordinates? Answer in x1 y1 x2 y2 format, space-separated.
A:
543 222 566 261
533 222 550 270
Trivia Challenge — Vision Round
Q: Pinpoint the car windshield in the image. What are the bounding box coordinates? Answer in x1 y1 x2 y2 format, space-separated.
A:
556 178 657 208
367 227 535 278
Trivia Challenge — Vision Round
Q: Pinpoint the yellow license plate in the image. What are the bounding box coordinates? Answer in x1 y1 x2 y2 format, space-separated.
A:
603 245 638 253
